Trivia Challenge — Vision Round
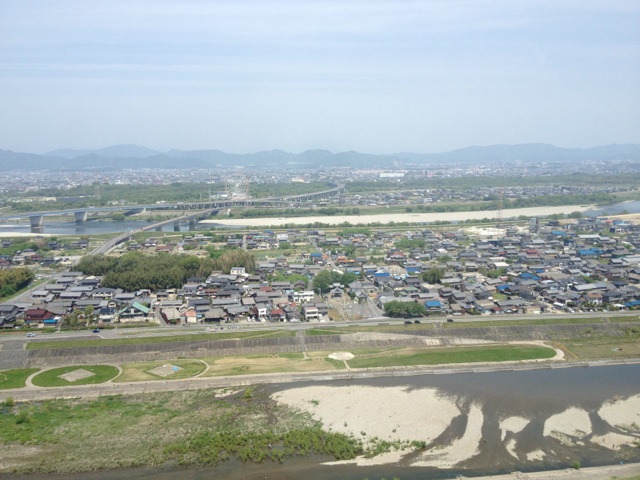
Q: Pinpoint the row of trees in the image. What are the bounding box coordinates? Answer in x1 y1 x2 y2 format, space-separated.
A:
0 267 35 298
76 250 256 291
238 207 361 219
312 270 359 293
383 300 426 317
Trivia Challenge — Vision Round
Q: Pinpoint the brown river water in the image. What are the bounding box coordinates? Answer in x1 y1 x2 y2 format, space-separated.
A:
7 364 640 480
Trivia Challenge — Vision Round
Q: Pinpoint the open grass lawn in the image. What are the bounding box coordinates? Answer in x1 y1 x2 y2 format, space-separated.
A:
0 388 359 474
31 365 119 387
201 352 340 377
346 345 556 369
560 336 640 360
0 368 39 390
26 329 294 350
115 359 206 383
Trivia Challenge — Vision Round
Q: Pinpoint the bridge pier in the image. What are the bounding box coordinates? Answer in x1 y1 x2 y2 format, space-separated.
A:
29 215 43 228
189 218 196 226
74 211 88 223
174 222 180 232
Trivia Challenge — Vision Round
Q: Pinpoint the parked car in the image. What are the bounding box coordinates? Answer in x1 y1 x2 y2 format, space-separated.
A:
404 320 412 325
26 333 36 337
413 320 421 324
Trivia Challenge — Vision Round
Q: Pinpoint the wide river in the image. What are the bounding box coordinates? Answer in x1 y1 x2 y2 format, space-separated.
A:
2 201 640 236
10 364 640 480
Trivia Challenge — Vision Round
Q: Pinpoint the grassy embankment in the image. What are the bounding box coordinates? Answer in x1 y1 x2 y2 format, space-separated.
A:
0 388 364 474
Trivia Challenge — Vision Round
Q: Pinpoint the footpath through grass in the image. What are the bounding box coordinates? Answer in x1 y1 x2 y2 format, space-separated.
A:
201 352 341 377
0 368 39 390
560 336 640 360
26 329 294 350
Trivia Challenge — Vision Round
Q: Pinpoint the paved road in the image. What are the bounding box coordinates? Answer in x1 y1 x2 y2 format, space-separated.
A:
4 309 639 346
3 358 639 403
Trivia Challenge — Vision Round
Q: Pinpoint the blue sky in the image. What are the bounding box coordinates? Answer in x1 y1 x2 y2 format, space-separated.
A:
1 0 639 154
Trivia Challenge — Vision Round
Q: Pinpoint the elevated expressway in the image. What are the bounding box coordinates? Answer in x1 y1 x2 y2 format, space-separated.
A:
1 183 345 229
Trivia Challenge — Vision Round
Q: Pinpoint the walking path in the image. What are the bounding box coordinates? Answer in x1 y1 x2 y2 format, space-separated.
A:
2 357 639 403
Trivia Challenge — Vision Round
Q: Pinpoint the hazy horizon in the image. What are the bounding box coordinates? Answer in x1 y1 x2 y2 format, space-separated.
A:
1 1 639 154
2 141 637 158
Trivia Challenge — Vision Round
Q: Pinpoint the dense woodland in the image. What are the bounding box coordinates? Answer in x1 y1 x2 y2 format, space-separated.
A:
0 267 35 298
76 250 256 291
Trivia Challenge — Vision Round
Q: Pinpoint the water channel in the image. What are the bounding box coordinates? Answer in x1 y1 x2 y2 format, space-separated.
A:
9 364 640 480
2 201 640 236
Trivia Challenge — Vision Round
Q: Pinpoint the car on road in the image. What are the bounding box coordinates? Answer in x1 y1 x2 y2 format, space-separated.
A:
404 320 412 325
447 318 454 322
92 329 100 333
413 320 421 324
26 333 36 337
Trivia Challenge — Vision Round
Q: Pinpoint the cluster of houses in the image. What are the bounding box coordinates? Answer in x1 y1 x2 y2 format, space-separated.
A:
0 266 334 329
0 239 88 268
4 215 640 330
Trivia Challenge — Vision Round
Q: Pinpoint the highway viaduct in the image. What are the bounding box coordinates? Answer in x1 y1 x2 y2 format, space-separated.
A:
0 183 345 228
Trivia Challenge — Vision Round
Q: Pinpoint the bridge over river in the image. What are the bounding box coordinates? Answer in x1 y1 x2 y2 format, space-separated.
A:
0 183 344 229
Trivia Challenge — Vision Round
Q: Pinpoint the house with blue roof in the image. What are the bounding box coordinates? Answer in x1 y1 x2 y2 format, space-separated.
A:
424 299 442 311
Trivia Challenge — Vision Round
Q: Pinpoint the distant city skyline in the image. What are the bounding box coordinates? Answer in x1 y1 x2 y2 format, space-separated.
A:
1 1 639 155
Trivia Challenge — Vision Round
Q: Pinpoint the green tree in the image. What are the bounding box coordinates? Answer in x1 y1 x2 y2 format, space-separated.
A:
421 267 445 284
313 270 334 293
383 300 426 317
340 272 358 287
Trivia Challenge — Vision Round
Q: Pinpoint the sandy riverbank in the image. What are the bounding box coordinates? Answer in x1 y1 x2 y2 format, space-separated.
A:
475 463 640 480
202 204 593 228
0 231 53 238
272 384 640 471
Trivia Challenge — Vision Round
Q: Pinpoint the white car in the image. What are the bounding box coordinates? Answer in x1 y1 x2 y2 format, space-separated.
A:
26 333 36 338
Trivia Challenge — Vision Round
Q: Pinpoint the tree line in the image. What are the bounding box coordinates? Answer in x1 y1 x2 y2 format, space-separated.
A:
76 250 256 291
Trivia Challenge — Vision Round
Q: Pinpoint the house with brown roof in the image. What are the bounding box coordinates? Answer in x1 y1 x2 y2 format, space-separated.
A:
23 308 56 325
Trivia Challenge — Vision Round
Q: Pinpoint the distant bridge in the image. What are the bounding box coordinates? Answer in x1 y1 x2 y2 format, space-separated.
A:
0 183 344 228
89 209 219 255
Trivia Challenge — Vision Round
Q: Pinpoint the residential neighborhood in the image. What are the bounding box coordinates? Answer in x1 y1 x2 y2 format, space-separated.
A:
4 213 640 331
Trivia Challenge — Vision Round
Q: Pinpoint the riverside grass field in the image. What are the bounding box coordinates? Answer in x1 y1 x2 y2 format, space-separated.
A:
1 316 640 477
3 343 558 390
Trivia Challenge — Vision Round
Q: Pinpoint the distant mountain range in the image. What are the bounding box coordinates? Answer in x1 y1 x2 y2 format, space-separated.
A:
0 143 639 171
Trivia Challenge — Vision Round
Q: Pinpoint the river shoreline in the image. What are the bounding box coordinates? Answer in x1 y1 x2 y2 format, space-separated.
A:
3 364 639 479
201 204 594 228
